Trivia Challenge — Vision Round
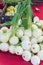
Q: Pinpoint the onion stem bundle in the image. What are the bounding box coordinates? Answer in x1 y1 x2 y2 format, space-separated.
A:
0 0 32 33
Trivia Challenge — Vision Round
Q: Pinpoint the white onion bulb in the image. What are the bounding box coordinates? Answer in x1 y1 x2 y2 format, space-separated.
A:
21 35 30 41
9 36 19 45
24 29 32 37
21 40 31 50
0 43 9 52
31 55 40 65
38 50 43 60
16 29 24 38
22 50 31 61
9 45 15 54
31 44 40 53
32 24 38 30
15 46 23 55
33 16 39 23
33 29 42 38
37 36 43 43
31 37 38 44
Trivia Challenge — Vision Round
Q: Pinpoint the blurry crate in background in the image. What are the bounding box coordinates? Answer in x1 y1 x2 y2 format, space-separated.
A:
0 2 17 23
32 0 43 5
0 2 6 16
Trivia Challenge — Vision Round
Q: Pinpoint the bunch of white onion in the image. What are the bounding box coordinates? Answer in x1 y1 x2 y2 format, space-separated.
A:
0 16 43 65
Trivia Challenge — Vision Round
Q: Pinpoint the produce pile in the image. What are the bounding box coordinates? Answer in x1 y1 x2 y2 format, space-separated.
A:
0 0 43 65
5 6 17 16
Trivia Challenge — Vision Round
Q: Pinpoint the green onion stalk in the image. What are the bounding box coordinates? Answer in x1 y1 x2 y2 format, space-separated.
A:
21 0 32 29
3 0 23 3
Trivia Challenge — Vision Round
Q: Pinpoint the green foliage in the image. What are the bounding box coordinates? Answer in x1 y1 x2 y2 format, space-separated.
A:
22 19 29 29
0 0 32 30
3 0 23 3
21 0 32 29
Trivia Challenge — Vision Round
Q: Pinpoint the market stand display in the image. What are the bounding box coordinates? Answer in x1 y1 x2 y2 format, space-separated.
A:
0 0 43 65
